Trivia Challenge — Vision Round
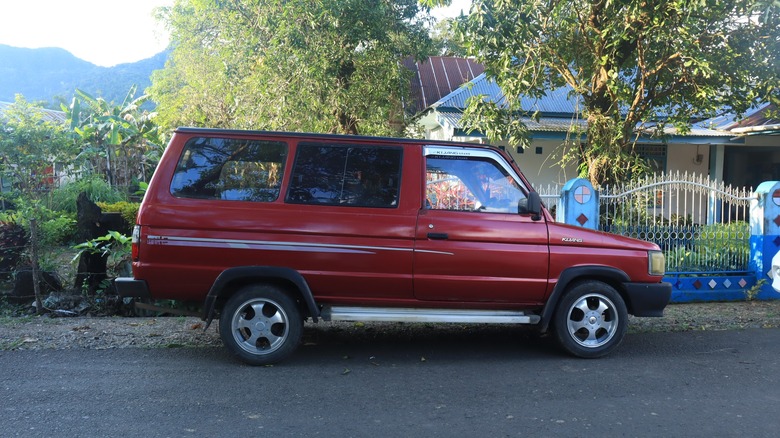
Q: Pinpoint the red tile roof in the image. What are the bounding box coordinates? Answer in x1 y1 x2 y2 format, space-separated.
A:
404 56 484 114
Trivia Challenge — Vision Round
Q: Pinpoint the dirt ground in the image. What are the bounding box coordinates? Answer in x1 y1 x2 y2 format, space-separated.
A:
2 300 780 351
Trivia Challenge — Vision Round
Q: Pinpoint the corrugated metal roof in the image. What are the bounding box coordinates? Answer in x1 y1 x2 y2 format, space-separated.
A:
405 56 484 114
430 75 760 140
432 73 580 115
436 108 733 139
693 113 735 131
645 123 739 138
0 101 67 124
725 104 778 130
692 104 779 134
435 108 586 132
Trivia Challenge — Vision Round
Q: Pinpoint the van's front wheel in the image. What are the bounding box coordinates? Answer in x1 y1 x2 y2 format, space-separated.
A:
553 281 627 358
219 285 303 365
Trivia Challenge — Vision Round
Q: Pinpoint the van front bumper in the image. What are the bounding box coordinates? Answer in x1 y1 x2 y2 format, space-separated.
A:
623 282 672 317
115 277 151 299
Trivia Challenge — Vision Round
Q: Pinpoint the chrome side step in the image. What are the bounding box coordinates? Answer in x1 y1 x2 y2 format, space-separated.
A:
320 306 541 325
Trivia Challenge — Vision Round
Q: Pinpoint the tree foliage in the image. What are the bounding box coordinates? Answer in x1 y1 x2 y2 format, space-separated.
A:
460 0 780 185
64 86 163 189
150 0 436 135
0 95 74 197
431 15 470 57
0 95 78 313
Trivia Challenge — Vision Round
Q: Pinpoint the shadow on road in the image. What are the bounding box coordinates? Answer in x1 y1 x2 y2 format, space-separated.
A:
280 322 567 366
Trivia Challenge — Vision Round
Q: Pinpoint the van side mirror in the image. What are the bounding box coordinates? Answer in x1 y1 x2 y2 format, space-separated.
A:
519 192 543 221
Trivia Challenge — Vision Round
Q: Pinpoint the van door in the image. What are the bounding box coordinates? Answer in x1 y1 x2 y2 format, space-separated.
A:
414 147 550 305
283 141 416 301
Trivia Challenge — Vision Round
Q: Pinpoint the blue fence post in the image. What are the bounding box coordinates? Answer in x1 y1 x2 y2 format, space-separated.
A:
750 181 780 299
559 178 599 230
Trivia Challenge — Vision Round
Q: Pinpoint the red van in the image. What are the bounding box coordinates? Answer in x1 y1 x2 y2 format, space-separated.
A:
117 128 670 365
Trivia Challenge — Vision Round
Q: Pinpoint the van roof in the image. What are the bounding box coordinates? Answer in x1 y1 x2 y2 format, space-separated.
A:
174 127 496 150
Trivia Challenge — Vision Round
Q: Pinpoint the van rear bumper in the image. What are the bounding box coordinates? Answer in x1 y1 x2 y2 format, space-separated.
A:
623 281 672 317
115 277 151 299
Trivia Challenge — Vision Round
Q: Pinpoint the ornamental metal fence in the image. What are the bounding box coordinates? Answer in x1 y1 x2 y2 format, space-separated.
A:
598 172 755 274
536 183 564 221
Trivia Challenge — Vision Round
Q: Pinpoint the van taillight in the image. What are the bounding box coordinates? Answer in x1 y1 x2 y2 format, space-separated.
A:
131 225 141 261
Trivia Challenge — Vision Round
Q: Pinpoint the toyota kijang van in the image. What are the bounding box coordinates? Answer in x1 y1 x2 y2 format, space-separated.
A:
117 128 671 365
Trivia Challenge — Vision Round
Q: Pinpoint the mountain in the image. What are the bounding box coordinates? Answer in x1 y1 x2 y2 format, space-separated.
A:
0 44 167 109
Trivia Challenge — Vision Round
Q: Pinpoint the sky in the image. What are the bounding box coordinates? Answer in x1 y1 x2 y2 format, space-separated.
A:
0 0 472 68
0 0 173 67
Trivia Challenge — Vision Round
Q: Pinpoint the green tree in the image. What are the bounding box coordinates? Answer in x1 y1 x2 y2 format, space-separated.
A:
456 0 779 185
0 95 74 197
431 15 470 57
65 86 163 190
0 95 75 313
150 0 435 135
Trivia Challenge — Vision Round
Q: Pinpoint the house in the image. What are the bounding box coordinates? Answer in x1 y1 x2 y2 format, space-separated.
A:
403 56 484 116
414 70 780 191
699 104 780 189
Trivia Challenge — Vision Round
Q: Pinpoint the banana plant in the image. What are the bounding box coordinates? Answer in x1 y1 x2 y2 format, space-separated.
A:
63 86 162 189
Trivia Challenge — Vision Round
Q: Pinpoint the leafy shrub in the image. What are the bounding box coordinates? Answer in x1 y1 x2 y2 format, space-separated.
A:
39 214 78 246
73 230 132 278
48 176 126 214
663 222 750 273
1 204 78 247
96 201 140 227
692 222 750 271
0 209 23 224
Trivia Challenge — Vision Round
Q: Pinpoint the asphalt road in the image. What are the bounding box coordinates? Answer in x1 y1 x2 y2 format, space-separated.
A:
1 326 779 437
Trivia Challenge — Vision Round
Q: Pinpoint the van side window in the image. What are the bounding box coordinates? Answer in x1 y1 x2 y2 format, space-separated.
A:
426 155 527 213
286 143 402 208
170 137 287 202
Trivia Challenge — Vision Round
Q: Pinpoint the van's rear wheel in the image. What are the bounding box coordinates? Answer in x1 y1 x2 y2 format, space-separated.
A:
553 281 627 358
219 285 303 365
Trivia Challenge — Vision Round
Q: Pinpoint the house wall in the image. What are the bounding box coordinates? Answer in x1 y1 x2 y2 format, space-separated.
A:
502 139 578 190
666 143 711 176
426 125 452 142
742 134 780 148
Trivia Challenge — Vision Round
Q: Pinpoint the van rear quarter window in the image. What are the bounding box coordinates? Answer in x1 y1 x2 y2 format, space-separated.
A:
286 143 402 208
170 137 288 202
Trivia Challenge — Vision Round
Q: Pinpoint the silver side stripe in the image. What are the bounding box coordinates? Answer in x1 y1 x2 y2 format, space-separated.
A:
147 235 454 256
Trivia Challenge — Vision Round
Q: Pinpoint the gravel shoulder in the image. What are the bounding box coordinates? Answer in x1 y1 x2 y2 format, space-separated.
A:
2 300 780 351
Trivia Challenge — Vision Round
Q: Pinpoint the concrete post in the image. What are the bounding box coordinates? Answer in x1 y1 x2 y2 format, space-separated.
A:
559 178 599 230
750 181 780 298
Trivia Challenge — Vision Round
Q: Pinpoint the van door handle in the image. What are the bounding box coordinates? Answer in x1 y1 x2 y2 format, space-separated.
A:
427 232 448 240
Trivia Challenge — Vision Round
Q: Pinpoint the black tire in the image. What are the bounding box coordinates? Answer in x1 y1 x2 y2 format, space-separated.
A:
218 284 303 365
553 280 628 358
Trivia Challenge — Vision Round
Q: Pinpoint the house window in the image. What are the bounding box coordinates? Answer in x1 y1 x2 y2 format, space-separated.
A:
636 144 667 173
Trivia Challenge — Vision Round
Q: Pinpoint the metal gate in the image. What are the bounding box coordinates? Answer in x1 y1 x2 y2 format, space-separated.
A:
598 172 754 275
